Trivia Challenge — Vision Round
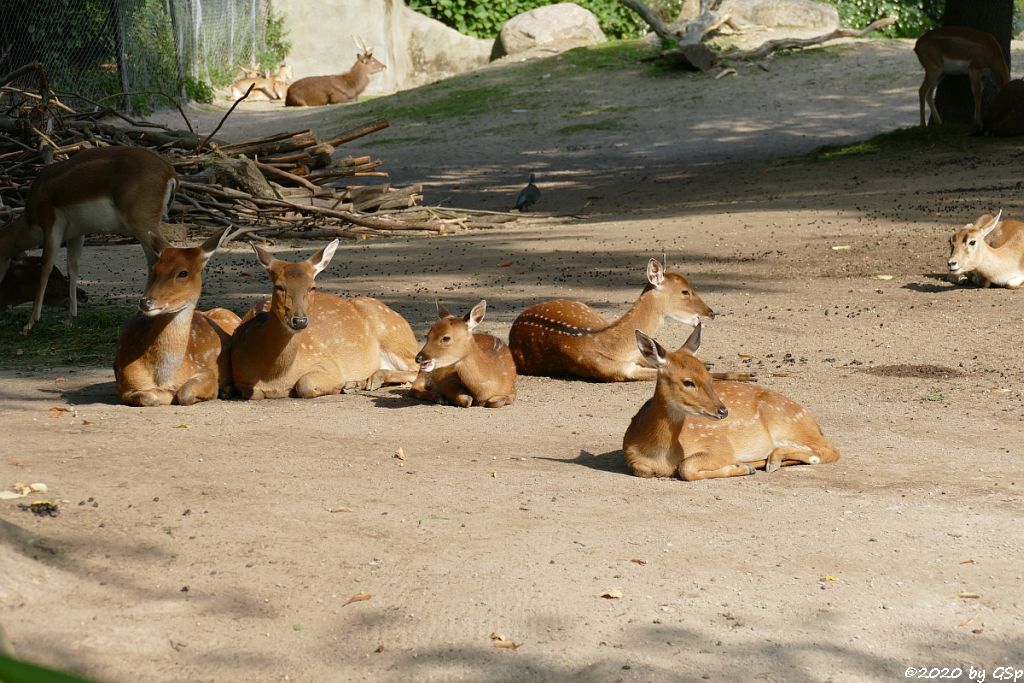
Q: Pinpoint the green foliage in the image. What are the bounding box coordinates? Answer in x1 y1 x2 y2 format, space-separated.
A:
0 653 96 683
0 306 130 370
821 0 941 37
183 76 214 103
257 5 292 73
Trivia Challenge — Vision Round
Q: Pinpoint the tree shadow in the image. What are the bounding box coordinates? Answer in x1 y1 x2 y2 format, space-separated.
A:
533 448 631 476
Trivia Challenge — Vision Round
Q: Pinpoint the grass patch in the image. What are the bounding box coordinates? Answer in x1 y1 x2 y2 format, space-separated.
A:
806 125 994 161
557 118 624 134
0 305 131 370
360 84 518 123
360 135 430 148
561 39 664 70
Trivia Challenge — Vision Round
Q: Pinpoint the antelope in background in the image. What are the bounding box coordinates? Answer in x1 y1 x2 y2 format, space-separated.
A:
113 228 240 407
231 239 419 399
948 210 1024 288
0 254 87 312
509 258 744 382
230 64 293 101
411 300 517 408
623 325 840 481
285 37 386 107
915 26 1010 129
0 146 177 334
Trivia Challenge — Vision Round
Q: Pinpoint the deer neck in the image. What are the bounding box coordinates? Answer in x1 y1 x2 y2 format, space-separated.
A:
598 289 666 354
342 64 370 92
137 306 195 384
635 392 685 456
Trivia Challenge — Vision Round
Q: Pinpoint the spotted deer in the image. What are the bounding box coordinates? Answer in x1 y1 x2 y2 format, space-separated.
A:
509 258 743 382
623 325 839 481
915 26 1010 129
113 229 240 407
230 64 292 101
284 38 385 107
947 210 1024 288
231 239 419 399
0 146 176 334
411 300 517 408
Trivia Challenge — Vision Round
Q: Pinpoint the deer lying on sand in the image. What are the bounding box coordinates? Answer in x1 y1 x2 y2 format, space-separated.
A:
285 38 385 107
114 229 240 407
231 239 419 399
411 300 517 408
948 210 1024 288
0 254 87 312
230 64 292 101
915 26 1010 129
623 324 840 481
509 258 745 382
0 146 176 334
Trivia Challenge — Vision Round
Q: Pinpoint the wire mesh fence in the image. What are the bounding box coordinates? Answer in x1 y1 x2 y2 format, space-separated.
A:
0 0 282 112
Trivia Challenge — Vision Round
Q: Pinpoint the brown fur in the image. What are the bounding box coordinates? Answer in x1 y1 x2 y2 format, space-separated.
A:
284 50 385 107
948 211 1024 288
0 254 87 311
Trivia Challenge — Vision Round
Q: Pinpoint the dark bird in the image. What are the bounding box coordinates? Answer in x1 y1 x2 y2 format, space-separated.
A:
514 173 540 212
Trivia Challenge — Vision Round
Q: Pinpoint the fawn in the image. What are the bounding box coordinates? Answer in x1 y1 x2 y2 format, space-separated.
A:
113 228 240 407
623 324 839 481
948 210 1024 288
231 239 419 399
410 300 517 408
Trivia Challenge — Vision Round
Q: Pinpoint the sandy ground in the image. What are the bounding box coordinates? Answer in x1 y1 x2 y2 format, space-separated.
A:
2 39 1024 682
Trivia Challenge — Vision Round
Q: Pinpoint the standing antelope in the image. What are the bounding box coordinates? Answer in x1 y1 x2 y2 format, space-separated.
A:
285 38 386 107
623 325 839 481
231 239 419 399
0 146 177 334
411 300 517 408
915 26 1010 129
230 64 292 101
509 258 718 381
113 228 241 407
947 210 1024 288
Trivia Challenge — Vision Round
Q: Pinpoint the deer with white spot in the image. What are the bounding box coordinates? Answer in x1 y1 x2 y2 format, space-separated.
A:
509 258 740 381
114 228 240 407
231 239 419 399
0 145 177 334
229 64 292 101
411 300 517 408
914 26 1010 130
623 325 839 481
948 210 1024 288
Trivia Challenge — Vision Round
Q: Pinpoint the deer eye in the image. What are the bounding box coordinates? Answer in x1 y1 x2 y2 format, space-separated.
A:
441 335 452 343
682 379 696 388
273 285 285 292
969 240 977 246
309 286 317 292
177 270 188 278
681 289 690 296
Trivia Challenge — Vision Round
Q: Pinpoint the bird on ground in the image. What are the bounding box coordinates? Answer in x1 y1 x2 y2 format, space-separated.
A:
514 173 540 211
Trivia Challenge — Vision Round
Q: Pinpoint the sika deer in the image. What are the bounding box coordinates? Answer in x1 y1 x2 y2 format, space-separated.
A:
231 239 419 399
509 258 719 381
0 146 176 334
230 64 292 101
411 300 517 408
0 253 87 311
113 229 240 407
623 325 839 481
948 210 1024 288
285 38 385 107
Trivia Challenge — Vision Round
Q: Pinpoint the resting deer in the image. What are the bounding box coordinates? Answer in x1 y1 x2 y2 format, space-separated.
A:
623 325 840 481
915 26 1010 129
948 210 1024 288
510 258 743 382
0 146 177 334
285 38 385 107
231 239 419 399
411 300 517 408
113 229 240 407
0 253 87 312
230 64 292 101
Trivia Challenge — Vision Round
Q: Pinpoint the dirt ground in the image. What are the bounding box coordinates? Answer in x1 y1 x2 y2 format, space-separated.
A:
2 39 1024 682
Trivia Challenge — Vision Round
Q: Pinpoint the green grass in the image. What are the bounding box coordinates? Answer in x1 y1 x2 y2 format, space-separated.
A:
557 118 625 134
359 83 519 123
0 305 131 370
805 125 997 161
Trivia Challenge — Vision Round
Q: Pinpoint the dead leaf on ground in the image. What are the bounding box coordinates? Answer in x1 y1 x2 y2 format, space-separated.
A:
343 592 372 606
630 558 647 565
831 245 851 251
990 387 1010 394
175 423 190 429
374 644 384 653
49 406 70 418
489 632 520 650
960 559 975 564
769 371 791 377
0 491 23 500
820 575 837 582
328 506 353 513
871 274 894 280
957 592 980 599
496 260 514 268
600 589 623 599
737 353 754 359
394 447 407 461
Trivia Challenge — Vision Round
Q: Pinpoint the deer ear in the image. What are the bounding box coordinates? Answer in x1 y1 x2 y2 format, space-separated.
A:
148 231 172 256
436 299 451 319
251 242 276 271
309 239 339 277
465 299 487 329
635 330 667 367
199 227 229 260
681 321 702 354
979 210 1002 238
646 258 665 288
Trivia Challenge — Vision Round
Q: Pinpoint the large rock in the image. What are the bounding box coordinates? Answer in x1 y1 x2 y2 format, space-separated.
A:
495 3 606 58
395 5 493 89
720 0 839 32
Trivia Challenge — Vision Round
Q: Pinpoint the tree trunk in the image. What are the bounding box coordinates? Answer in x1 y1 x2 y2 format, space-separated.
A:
935 0 1013 126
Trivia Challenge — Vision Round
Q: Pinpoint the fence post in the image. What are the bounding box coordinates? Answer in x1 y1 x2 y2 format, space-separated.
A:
167 0 187 99
109 0 131 111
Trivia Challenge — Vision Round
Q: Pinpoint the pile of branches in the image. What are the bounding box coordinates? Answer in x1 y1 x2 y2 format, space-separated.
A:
0 63 516 242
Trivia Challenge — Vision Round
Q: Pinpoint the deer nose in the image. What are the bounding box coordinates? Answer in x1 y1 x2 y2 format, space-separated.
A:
716 406 729 420
415 352 427 364
947 259 957 269
290 316 308 330
139 297 155 312
707 308 716 320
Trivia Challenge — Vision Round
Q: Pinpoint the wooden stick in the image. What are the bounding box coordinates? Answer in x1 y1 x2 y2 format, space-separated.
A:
325 119 389 147
255 161 319 193
196 83 254 153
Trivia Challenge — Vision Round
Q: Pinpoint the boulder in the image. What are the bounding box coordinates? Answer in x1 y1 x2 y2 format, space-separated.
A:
396 5 494 88
495 3 606 58
720 0 839 32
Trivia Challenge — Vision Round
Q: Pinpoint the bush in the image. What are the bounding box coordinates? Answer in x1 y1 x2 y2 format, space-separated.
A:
822 0 941 37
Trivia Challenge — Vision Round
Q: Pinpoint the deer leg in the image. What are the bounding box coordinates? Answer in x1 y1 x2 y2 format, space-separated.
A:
969 68 984 131
765 446 823 473
482 395 514 408
679 451 756 481
294 370 340 399
121 388 175 407
922 72 942 126
365 368 418 390
23 229 61 334
176 374 219 406
235 383 265 401
66 234 85 320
